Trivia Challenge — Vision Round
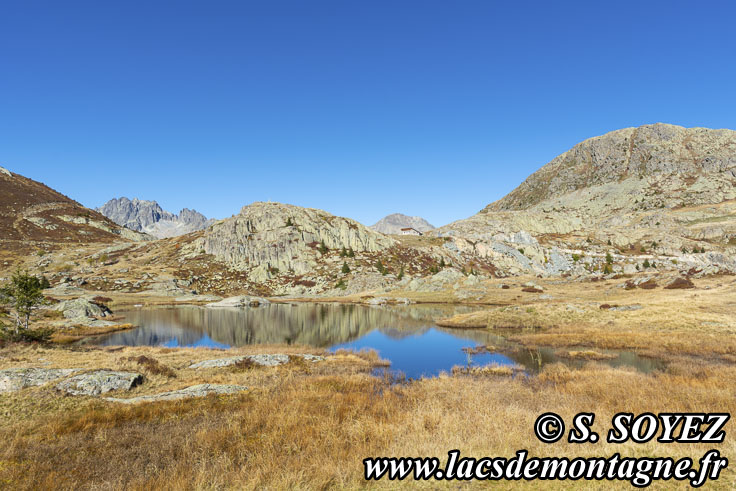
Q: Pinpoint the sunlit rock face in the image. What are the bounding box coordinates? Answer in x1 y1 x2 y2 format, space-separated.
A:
196 201 395 274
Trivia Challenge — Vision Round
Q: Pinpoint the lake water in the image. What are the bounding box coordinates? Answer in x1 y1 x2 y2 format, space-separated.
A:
86 304 663 378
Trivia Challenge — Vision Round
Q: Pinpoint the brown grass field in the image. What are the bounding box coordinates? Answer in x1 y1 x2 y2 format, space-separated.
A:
0 273 735 489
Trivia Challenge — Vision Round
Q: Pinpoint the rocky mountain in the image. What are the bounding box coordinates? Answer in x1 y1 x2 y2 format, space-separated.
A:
485 123 736 213
188 202 395 287
98 197 214 239
436 123 736 276
370 213 435 234
0 166 147 252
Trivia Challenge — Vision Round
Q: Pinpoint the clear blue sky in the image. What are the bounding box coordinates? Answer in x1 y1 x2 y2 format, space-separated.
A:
2 1 735 227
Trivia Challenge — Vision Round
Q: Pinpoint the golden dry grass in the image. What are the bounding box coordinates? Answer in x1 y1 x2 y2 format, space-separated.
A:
0 347 735 489
1 273 734 488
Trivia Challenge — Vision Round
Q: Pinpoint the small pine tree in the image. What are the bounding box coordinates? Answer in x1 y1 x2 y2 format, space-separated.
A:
318 240 328 255
339 246 347 257
439 257 445 268
0 271 46 331
375 260 385 274
607 239 612 246
341 262 350 274
285 217 293 227
347 248 355 258
606 252 613 264
397 266 404 280
643 259 651 268
603 263 613 274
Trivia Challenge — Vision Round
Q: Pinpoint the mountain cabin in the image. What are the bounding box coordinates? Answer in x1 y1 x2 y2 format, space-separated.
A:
400 227 423 236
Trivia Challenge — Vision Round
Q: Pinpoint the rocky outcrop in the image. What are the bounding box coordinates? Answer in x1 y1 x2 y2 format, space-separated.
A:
56 370 143 396
370 213 435 234
105 384 248 403
54 297 112 319
0 368 80 392
98 197 215 238
188 353 324 369
205 296 270 308
193 202 395 275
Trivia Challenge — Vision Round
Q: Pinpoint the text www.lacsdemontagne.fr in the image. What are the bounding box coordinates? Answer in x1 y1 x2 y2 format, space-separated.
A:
363 449 727 487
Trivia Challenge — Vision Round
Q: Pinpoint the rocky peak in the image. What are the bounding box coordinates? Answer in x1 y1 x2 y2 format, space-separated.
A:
370 213 435 234
98 197 213 238
484 123 736 212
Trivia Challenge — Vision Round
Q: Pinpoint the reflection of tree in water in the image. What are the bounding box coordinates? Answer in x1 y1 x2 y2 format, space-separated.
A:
91 304 480 348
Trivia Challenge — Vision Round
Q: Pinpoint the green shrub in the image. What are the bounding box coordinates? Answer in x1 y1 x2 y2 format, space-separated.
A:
0 325 53 343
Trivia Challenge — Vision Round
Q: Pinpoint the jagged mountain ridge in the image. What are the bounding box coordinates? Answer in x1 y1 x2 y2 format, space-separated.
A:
98 197 214 239
0 166 147 248
370 213 435 234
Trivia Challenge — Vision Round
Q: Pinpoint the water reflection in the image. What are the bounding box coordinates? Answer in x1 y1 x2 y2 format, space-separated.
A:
85 304 664 378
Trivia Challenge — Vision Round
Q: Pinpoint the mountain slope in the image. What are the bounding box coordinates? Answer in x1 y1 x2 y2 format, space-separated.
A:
485 123 736 213
0 166 147 249
435 124 736 276
98 197 214 238
370 213 435 234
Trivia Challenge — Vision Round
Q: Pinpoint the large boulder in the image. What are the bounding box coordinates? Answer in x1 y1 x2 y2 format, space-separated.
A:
54 297 111 319
0 368 80 393
56 370 142 396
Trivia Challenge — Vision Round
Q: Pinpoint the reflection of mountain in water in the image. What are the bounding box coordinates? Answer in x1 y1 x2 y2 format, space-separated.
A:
91 304 477 348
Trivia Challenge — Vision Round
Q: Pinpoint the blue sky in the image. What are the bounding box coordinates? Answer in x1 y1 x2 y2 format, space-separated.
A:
2 1 735 227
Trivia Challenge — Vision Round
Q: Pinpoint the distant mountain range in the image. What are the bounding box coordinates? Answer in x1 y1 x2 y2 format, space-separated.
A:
370 213 435 234
97 197 215 238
